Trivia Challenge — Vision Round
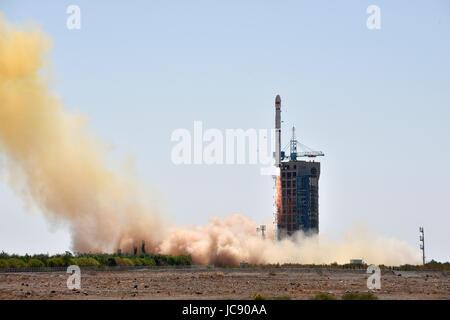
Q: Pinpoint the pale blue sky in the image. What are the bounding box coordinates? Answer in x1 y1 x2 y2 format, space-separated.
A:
1 1 449 261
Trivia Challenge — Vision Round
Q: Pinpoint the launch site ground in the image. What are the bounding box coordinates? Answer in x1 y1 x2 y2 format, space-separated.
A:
0 267 448 300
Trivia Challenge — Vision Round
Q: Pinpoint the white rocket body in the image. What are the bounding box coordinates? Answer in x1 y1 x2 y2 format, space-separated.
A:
275 95 281 167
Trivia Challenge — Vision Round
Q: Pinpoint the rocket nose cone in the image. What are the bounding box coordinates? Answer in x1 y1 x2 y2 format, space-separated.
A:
275 95 281 106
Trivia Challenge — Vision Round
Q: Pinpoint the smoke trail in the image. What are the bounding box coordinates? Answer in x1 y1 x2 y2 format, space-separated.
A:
0 18 421 266
0 17 164 253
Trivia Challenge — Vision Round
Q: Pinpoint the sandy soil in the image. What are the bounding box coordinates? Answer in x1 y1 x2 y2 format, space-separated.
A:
0 268 448 300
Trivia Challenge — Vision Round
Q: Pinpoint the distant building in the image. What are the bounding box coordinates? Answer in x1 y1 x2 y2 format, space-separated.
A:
350 259 364 265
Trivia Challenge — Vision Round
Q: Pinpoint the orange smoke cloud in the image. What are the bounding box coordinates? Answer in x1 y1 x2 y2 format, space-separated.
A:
0 17 422 266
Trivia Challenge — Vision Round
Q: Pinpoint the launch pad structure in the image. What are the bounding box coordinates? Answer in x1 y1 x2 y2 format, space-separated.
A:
273 95 324 240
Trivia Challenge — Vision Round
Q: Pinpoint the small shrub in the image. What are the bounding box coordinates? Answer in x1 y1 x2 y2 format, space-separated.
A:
132 257 144 266
114 257 134 266
107 257 117 266
142 257 156 266
7 258 27 268
341 292 378 300
72 257 100 267
0 259 9 268
47 257 65 267
27 258 45 268
252 293 270 300
167 256 175 265
309 292 337 300
174 254 192 265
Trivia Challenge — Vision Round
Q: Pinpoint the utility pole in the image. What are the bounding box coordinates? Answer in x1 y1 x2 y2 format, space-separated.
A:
419 227 425 265
256 225 266 240
260 225 266 240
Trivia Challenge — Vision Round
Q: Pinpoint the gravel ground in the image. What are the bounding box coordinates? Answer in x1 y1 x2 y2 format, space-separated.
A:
0 268 448 300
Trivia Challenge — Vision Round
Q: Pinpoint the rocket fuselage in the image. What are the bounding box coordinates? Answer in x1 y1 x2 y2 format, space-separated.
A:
275 95 281 167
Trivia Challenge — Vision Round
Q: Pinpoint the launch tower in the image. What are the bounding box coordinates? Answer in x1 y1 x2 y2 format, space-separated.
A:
273 95 324 240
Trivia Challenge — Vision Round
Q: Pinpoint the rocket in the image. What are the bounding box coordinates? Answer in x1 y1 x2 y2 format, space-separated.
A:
275 95 281 167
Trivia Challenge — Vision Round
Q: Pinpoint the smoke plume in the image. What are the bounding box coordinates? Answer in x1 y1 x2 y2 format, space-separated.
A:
0 17 421 266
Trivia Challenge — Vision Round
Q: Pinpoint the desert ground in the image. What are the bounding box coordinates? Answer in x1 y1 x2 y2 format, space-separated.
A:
0 267 449 300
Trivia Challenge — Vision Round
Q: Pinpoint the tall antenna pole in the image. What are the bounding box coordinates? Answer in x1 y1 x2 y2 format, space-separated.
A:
419 227 425 265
